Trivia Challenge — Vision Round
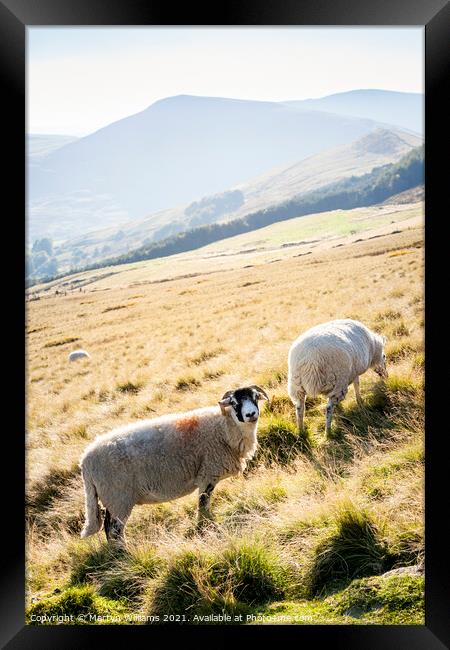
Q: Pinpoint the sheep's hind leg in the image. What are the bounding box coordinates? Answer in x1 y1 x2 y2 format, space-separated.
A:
353 376 364 408
294 390 307 434
104 508 111 541
325 386 348 437
197 483 216 530
104 508 130 546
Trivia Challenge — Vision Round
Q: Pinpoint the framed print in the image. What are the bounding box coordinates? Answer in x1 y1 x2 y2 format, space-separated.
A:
2 0 449 647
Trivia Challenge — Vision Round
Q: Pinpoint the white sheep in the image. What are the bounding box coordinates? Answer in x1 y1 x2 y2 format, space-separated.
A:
288 319 388 436
79 385 269 543
69 350 91 362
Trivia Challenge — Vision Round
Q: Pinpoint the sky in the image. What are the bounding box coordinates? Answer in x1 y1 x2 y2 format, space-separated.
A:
27 27 424 137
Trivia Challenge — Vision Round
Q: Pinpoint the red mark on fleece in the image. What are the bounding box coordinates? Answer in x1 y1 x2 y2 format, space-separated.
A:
175 415 200 439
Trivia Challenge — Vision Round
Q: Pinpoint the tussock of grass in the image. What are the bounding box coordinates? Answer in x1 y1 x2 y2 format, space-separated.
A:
68 541 122 586
149 542 289 621
202 368 225 381
412 353 424 370
103 304 133 313
175 375 202 391
44 336 80 348
27 465 81 521
263 394 293 418
68 424 89 439
190 349 224 366
257 367 288 389
386 340 420 363
116 380 144 394
220 485 288 524
362 441 423 493
252 416 310 468
97 548 161 602
374 309 402 322
305 503 390 596
391 322 410 337
364 375 422 416
69 541 161 602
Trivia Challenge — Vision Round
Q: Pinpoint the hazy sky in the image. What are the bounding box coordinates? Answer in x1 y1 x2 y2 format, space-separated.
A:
27 27 424 136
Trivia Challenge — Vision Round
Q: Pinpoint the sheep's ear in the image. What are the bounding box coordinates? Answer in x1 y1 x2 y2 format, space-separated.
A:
249 385 269 401
381 335 387 345
218 395 233 415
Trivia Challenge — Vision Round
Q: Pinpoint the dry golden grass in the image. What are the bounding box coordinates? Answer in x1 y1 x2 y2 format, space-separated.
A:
26 207 424 623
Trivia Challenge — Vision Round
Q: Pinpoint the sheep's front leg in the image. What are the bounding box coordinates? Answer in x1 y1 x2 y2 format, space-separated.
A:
293 390 306 434
197 482 216 529
325 386 348 437
353 376 364 408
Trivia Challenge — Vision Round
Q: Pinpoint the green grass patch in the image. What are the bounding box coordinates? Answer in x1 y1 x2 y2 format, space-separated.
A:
249 573 424 624
361 440 424 499
328 573 424 624
26 585 128 625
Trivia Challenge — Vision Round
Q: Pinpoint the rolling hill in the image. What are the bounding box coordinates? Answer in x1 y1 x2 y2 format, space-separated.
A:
283 89 423 135
28 93 416 243
27 134 79 159
52 128 422 271
42 144 422 281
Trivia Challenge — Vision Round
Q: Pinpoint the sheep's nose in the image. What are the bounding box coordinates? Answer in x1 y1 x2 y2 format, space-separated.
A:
247 411 257 420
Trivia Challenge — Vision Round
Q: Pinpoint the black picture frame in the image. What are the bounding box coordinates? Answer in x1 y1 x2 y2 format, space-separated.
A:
4 0 449 647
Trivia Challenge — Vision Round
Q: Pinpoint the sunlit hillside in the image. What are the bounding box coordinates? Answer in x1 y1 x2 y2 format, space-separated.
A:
26 201 424 625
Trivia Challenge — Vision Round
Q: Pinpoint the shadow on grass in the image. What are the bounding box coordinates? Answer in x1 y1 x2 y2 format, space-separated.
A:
26 464 81 523
249 416 312 471
305 506 399 598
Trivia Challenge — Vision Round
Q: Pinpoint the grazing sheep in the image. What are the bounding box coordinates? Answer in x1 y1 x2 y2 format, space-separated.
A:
79 385 269 543
288 319 388 436
69 350 91 362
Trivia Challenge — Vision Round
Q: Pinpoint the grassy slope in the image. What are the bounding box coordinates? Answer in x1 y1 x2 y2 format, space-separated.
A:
28 201 422 294
26 207 424 625
57 128 421 266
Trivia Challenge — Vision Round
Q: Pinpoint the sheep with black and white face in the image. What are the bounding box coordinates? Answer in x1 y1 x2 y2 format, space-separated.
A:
79 385 269 544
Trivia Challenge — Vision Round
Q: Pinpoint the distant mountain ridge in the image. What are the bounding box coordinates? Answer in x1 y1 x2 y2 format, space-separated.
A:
283 89 423 135
28 91 421 243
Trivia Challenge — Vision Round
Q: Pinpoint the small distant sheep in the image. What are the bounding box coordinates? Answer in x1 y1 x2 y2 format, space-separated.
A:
288 319 388 436
79 385 269 543
69 350 91 362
